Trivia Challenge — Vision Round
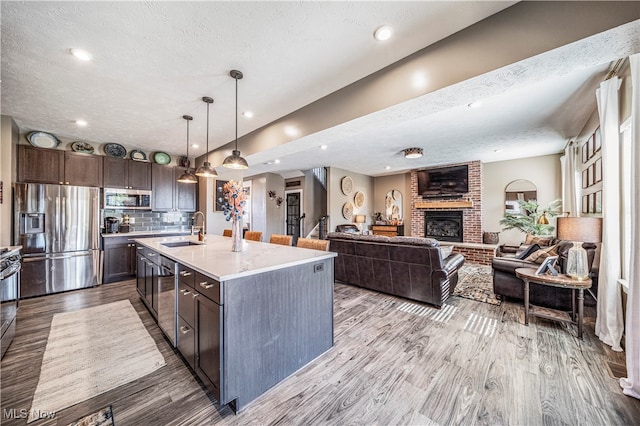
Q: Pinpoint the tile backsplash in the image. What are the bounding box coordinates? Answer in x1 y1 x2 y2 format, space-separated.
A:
102 210 194 232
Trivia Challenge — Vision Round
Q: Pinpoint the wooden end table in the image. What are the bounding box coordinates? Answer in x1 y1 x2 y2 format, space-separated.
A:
515 267 592 339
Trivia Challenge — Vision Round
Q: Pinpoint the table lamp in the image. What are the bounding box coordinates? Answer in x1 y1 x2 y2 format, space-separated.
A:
354 215 366 233
556 217 602 280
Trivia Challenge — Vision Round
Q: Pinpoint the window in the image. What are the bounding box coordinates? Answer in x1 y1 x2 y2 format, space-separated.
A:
619 118 632 290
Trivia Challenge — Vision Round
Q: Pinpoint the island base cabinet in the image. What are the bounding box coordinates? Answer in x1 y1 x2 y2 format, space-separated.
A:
194 293 223 403
222 259 334 412
177 316 195 369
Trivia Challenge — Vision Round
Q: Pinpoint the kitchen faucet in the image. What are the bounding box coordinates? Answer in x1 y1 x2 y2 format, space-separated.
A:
192 211 206 242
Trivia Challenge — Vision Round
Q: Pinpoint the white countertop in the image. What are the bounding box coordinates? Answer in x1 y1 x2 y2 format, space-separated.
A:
102 230 191 238
135 234 336 281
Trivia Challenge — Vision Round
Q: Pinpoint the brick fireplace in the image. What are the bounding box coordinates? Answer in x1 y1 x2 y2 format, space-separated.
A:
410 160 482 243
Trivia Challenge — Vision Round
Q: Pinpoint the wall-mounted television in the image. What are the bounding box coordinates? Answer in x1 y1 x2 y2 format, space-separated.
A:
417 165 469 197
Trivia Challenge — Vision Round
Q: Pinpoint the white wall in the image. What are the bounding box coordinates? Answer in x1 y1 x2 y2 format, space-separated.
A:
483 154 562 245
0 116 18 246
327 167 373 233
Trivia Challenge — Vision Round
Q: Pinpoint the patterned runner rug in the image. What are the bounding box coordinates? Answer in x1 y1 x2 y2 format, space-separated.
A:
453 264 501 306
28 300 165 423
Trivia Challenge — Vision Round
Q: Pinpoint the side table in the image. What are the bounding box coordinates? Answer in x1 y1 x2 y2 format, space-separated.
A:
515 267 592 339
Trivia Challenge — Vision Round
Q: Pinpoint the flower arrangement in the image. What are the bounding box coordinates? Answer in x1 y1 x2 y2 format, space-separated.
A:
222 180 246 221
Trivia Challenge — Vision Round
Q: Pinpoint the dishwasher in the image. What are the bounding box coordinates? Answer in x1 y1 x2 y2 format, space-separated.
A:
156 255 177 347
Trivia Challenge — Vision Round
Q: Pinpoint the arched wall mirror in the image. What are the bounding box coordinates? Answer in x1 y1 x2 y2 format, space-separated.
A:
384 190 402 219
505 179 537 214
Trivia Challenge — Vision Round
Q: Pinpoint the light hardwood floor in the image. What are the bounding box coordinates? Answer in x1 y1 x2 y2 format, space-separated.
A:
1 279 638 425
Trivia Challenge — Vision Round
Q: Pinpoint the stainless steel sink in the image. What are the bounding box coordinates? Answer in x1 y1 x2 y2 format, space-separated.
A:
161 241 203 248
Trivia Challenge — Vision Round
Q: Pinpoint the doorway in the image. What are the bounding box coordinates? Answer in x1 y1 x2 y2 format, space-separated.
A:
285 190 303 240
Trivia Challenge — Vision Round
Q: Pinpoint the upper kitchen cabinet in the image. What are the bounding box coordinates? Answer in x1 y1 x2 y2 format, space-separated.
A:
103 157 151 190
18 145 103 187
151 164 197 212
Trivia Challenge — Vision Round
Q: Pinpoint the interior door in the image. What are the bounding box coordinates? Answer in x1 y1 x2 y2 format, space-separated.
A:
285 192 301 237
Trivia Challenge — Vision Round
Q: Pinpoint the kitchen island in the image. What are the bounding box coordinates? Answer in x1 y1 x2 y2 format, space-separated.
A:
135 234 336 413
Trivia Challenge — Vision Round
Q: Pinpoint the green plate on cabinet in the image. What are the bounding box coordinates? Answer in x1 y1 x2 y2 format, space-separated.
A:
153 152 171 165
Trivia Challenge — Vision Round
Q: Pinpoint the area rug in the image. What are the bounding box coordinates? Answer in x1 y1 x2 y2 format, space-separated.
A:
453 264 501 306
28 300 165 423
66 406 114 426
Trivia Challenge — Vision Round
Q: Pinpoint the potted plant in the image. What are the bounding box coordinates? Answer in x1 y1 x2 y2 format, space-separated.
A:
499 199 562 235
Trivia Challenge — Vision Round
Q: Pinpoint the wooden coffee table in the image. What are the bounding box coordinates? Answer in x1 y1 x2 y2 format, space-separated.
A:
515 267 592 339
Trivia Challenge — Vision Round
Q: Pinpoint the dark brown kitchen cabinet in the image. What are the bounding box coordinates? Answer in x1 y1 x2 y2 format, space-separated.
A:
17 145 103 187
103 157 151 190
151 163 197 212
194 286 223 402
103 236 137 283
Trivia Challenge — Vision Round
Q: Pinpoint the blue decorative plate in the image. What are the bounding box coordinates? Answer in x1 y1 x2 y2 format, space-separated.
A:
130 149 147 161
27 131 60 148
153 151 171 165
104 143 126 158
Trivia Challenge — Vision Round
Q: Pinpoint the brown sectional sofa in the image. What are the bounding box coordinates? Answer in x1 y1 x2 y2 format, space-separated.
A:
327 232 465 308
492 241 598 310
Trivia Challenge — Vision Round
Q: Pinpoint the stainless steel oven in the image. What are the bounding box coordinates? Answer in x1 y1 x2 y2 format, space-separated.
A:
1 247 21 359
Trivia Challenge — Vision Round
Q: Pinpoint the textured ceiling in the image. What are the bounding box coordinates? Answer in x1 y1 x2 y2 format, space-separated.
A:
1 2 638 178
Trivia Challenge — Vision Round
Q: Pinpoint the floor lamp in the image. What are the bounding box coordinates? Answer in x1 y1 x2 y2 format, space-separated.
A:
556 217 602 280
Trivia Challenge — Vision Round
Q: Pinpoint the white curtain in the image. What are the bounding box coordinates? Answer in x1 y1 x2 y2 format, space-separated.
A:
594 76 624 351
560 143 578 216
620 53 640 399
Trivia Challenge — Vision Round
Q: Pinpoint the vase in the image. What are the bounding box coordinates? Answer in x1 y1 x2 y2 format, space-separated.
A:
231 217 242 252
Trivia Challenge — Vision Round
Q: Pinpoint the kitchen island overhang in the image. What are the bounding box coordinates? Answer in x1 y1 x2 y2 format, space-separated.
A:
135 235 336 413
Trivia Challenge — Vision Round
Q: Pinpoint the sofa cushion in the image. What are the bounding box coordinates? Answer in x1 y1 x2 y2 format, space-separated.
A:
516 243 540 259
440 245 454 259
525 244 558 263
525 233 555 247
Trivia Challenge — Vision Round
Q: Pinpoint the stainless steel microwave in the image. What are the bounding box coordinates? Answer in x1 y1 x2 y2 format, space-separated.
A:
104 188 152 210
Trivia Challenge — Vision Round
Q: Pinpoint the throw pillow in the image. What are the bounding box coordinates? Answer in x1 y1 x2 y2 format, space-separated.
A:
440 246 454 259
524 233 555 247
525 244 558 264
516 243 540 260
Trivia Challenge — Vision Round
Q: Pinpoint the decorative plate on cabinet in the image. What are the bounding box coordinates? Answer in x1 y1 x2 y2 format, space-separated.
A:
354 191 365 208
341 176 353 195
27 131 60 148
153 151 171 165
130 150 147 161
71 141 95 154
342 202 354 220
104 143 127 158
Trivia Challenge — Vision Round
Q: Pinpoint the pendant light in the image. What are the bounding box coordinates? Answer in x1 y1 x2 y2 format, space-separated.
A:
177 115 198 184
195 96 218 178
222 69 249 169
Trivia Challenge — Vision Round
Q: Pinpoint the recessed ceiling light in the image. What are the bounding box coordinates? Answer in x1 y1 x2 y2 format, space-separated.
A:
274 159 280 164
243 111 254 118
191 144 199 149
494 149 501 153
374 26 393 41
75 119 88 126
385 166 391 170
320 145 328 150
284 126 299 137
70 48 92 61
468 101 482 108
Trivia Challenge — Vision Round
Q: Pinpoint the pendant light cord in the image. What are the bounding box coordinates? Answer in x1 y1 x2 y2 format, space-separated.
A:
235 76 238 150
206 101 210 161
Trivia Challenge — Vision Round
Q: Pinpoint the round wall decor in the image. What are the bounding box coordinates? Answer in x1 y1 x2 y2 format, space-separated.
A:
341 176 353 195
354 191 365 208
342 202 354 220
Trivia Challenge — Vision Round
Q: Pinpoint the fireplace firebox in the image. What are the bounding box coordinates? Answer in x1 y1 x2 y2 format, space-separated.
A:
424 211 463 242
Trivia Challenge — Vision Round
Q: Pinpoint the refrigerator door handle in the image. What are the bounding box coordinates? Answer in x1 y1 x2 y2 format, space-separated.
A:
55 195 60 253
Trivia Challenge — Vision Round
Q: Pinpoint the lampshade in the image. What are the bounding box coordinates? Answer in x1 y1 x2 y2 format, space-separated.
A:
556 217 602 243
195 96 218 178
556 216 602 281
223 69 249 170
177 115 197 184
354 215 366 224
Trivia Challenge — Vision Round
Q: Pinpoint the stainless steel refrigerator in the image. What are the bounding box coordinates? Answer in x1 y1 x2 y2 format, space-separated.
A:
14 183 100 298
